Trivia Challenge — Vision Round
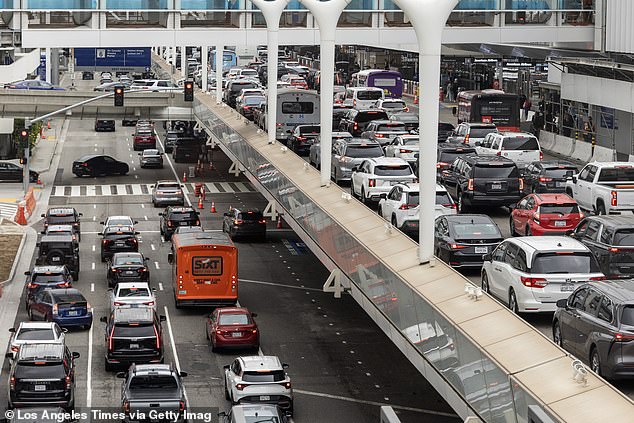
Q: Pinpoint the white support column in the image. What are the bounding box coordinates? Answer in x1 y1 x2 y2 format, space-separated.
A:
392 0 459 264
250 0 290 144
201 46 208 92
181 46 187 78
215 44 223 102
45 47 51 82
298 0 351 187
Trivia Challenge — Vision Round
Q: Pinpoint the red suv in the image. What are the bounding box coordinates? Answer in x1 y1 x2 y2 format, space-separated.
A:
510 193 583 236
205 307 259 352
133 127 156 151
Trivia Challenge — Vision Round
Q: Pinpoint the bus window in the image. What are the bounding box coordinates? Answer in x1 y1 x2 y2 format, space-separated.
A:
282 102 314 114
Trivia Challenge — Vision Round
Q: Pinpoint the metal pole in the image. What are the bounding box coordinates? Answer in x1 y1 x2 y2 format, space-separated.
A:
45 48 51 82
181 46 187 79
201 46 208 92
215 45 223 102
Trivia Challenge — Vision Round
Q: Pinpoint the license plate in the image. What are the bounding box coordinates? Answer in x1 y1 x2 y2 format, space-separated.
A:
34 385 46 391
125 271 136 275
180 221 188 226
260 395 270 401
231 332 242 338
561 284 574 292
556 181 564 187
475 247 488 254
52 257 60 262
555 221 567 227
129 343 139 349
491 183 502 190
67 310 78 316
116 242 125 247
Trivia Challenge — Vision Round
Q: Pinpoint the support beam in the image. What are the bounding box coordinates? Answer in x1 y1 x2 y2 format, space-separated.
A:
45 47 51 83
181 46 187 79
215 44 223 102
201 46 208 92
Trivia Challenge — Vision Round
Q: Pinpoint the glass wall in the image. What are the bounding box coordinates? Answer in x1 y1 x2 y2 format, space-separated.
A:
105 0 168 9
251 0 307 28
27 0 97 8
180 0 241 27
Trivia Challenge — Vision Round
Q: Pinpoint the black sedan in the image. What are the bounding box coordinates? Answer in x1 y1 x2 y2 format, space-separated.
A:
106 252 149 288
434 214 504 269
99 226 139 262
139 149 164 168
0 160 39 183
522 160 578 194
72 155 129 177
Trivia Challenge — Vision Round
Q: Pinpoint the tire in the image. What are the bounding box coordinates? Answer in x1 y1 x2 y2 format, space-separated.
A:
590 347 601 375
350 185 358 199
377 206 383 218
509 217 518 237
597 202 606 216
361 187 368 205
525 226 532 237
458 192 469 213
391 215 398 228
77 232 81 242
508 289 519 314
224 380 231 401
27 307 34 321
104 361 113 372
211 339 218 353
100 254 106 263
553 322 563 347
481 272 490 294
46 249 65 265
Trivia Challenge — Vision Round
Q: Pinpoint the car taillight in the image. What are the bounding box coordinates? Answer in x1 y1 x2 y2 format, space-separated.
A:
496 151 502 156
154 325 161 349
463 134 470 144
368 179 375 187
611 190 617 207
57 282 70 288
27 282 37 289
533 213 540 223
130 239 138 245
258 219 266 224
81 163 88 167
436 162 448 169
179 401 185 412
108 326 115 351
614 333 634 342
113 301 124 306
111 268 120 273
375 133 385 138
442 204 456 210
138 268 148 272
297 136 305 141
123 400 130 413
11 346 19 352
540 151 543 160
519 178 524 191
280 381 292 389
65 375 71 389
450 243 467 250
539 177 552 183
195 220 200 225
103 239 111 245
589 276 607 281
10 377 15 390
144 301 155 306
353 122 358 131
233 219 243 225
609 247 620 253
467 179 474 191
353 99 357 107
52 304 58 316
520 276 547 288
231 274 237 291
167 221 173 227
399 149 411 153
236 383 247 391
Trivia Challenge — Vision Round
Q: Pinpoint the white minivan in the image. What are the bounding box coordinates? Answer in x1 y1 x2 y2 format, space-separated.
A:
343 87 384 110
475 132 542 169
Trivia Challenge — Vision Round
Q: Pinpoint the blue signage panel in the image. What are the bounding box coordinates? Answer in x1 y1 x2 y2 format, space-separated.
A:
37 54 46 81
74 47 151 72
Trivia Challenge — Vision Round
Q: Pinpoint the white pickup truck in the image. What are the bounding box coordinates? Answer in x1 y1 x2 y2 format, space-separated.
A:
566 162 634 215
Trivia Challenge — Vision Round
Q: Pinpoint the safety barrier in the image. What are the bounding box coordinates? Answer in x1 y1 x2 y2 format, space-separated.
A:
24 187 36 217
591 144 615 162
550 134 574 157
571 138 593 163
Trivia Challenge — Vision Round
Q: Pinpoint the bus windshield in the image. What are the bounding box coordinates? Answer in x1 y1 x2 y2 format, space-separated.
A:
458 91 520 131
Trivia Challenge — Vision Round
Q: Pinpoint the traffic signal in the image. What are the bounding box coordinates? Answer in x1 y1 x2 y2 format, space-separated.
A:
114 86 124 107
19 128 29 146
184 81 194 102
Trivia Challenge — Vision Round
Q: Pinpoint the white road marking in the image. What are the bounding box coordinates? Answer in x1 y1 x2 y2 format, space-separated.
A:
94 143 97 147
93 204 96 209
101 185 111 196
155 132 192 207
70 186 81 196
134 175 139 179
163 306 188 403
144 215 148 221
141 204 145 208
92 216 96 221
92 245 95 252
154 261 160 270
158 282 164 291
131 184 143 195
133 167 136 171
91 262 95 270
91 283 95 292
86 319 94 407
238 278 324 292
150 244 156 251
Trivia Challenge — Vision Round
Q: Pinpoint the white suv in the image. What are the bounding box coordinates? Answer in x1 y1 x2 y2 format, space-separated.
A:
130 80 180 92
8 322 66 359
224 356 293 415
481 236 605 314
109 282 156 311
351 157 416 204
475 132 542 169
378 183 456 237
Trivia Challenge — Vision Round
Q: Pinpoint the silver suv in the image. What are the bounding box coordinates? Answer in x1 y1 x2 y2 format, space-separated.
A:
331 138 384 184
151 180 185 207
224 356 293 415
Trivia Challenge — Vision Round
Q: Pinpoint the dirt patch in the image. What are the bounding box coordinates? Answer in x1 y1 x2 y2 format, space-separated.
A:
0 234 23 282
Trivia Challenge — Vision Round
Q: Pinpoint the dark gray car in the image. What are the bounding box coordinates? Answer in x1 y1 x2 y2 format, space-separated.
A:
553 280 634 379
138 149 164 169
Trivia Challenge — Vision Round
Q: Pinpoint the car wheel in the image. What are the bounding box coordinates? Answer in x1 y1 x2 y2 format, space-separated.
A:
391 215 398 228
508 289 519 314
224 380 231 401
27 307 34 321
377 206 383 217
597 202 606 216
553 321 563 347
361 187 368 205
211 338 218 353
104 361 113 372
509 217 518 237
525 226 532 236
100 254 106 263
481 272 490 294
590 347 601 375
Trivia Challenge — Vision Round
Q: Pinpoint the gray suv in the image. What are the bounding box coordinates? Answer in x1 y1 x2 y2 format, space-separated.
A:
553 280 634 379
331 139 384 184
151 180 185 207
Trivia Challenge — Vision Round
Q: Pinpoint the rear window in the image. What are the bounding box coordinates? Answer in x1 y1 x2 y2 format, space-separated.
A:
530 252 600 274
539 204 579 215
502 136 539 151
16 328 55 341
51 292 85 304
469 128 497 138
118 287 151 297
105 230 135 238
374 165 412 176
451 223 500 237
299 126 320 134
357 91 383 100
382 101 406 109
47 215 75 224
345 145 384 158
15 363 65 379
129 375 178 390
242 370 286 383
357 111 388 123
597 167 634 182
438 150 473 164
436 192 452 206
238 211 263 221
114 256 144 265
230 83 257 93
114 324 155 338
143 149 160 156
405 192 419 206
218 313 250 325
281 102 314 114
613 229 634 247
245 96 264 105
621 306 634 326
107 218 132 226
474 164 519 179
32 273 65 283
543 167 577 179
377 123 406 132
157 183 180 190
170 211 197 221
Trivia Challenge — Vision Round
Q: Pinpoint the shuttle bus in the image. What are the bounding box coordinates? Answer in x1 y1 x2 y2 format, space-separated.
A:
257 88 320 141
168 232 238 308
457 89 521 132
210 49 238 73
351 69 403 99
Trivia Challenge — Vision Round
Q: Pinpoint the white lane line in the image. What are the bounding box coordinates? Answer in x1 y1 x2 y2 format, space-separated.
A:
144 215 148 221
293 389 458 417
91 283 95 292
133 167 136 171
134 175 139 179
154 261 160 270
158 282 164 291
163 306 188 403
150 244 156 251
86 320 94 407
91 262 95 270
131 184 143 195
141 204 145 209
239 278 325 293
93 204 97 209
92 216 96 221
92 245 95 252
155 132 192 207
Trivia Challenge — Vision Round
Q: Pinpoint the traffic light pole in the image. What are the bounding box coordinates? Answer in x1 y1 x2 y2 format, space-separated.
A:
22 119 30 195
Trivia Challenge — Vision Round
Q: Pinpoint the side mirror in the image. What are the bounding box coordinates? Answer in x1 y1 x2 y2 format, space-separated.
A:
138 153 142 156
160 315 167 322
158 213 163 216
36 242 40 247
556 299 568 309
379 193 387 199
566 229 576 237
99 316 108 323
282 363 289 369
351 166 359 172
475 141 481 147
72 351 80 359
116 371 127 379
152 287 157 292
8 327 15 333
97 232 103 236
179 371 188 377
40 231 46 234
181 184 185 188
79 213 83 217
144 257 150 261
223 364 230 370
135 231 140 235
5 353 13 359
572 176 577 183
24 271 31 276
167 253 174 264
251 313 258 318
133 221 138 224
483 253 492 262
99 221 104 225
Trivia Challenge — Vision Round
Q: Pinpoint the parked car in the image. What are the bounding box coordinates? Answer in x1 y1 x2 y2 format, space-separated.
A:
99 226 139 262
553 280 634 378
522 160 578 194
138 149 164 169
338 109 389 137
72 155 129 177
446 122 498 146
110 282 156 310
350 157 416 204
287 124 320 155
118 364 188 422
4 80 64 90
510 193 582 236
569 215 634 279
566 162 634 215
27 288 93 329
35 235 80 281
439 155 523 213
222 208 266 241
434 214 503 268
24 266 73 309
0 160 39 183
482 237 604 313
206 307 259 351
475 132 542 169
308 131 354 170
41 208 82 241
224 356 293 414
360 120 408 147
6 344 79 410
159 206 200 241
8 322 66 359
384 135 419 165
106 252 150 287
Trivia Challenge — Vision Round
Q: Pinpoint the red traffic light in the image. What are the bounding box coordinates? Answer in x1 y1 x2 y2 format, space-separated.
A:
115 88 123 94
20 130 28 137
185 82 193 89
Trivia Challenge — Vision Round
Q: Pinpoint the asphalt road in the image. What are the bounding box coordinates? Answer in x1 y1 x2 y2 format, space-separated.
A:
0 118 461 423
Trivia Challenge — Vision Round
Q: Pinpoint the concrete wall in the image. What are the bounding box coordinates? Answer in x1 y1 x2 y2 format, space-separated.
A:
561 73 634 113
605 0 634 54
0 49 41 84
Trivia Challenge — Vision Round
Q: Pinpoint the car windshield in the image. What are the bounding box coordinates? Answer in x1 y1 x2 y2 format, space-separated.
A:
129 375 178 390
530 252 600 274
377 123 406 132
502 136 539 151
539 204 579 215
218 313 250 325
16 328 55 341
114 324 155 337
15 363 65 379
543 167 577 179
451 223 499 237
357 91 382 100
613 229 634 246
51 292 85 304
382 102 406 109
597 167 634 182
32 273 66 283
231 83 257 93
245 96 265 105
473 164 519 178
470 128 497 138
242 371 286 382
299 126 320 134
117 287 150 297
345 145 384 158
114 256 144 265
374 165 412 176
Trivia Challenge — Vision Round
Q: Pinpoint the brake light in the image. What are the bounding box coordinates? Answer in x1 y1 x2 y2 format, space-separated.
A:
399 204 416 210
57 282 70 288
10 377 15 390
111 268 120 273
375 133 385 138
467 179 474 191
519 178 524 191
233 219 243 225
353 122 358 131
520 276 547 288
614 333 634 342
153 325 160 349
297 136 305 141
103 239 111 245
589 276 607 281
123 400 130 413
540 151 543 160
450 243 467 250
27 282 37 289
108 326 115 351
609 247 620 253
611 190 618 207
138 268 148 272
463 134 470 144
353 99 357 107
65 375 71 389
167 221 173 227
81 163 88 167
258 219 266 224
130 239 138 245
280 381 292 389
436 162 448 169
11 346 19 352
52 304 58 316
144 301 155 306
368 179 376 187
399 149 411 153
179 401 185 412
539 177 552 183
113 301 124 306
236 383 247 391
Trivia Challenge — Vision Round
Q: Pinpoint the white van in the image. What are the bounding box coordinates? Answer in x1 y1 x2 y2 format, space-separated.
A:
343 87 384 110
261 88 320 141
475 132 542 168
130 80 179 92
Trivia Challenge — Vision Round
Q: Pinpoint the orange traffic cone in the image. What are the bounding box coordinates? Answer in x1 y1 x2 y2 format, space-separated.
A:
183 172 187 182
14 203 27 225
47 121 51 129
201 186 205 201
41 128 45 139
276 215 283 229
198 196 203 209
210 201 217 213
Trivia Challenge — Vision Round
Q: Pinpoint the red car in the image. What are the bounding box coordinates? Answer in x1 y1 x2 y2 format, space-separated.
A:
510 193 583 236
205 307 259 352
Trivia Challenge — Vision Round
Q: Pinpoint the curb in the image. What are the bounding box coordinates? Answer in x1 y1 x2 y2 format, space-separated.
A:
0 219 27 289
30 117 67 175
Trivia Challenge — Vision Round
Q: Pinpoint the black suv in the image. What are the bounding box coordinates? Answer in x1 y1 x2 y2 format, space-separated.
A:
25 266 72 308
99 226 139 262
101 306 165 371
435 144 476 176
222 208 266 241
439 155 523 213
6 343 79 410
172 137 203 163
159 207 200 241
35 236 80 281
107 252 150 287
569 215 634 279
522 160 578 194
41 208 82 241
338 109 389 136
95 119 115 132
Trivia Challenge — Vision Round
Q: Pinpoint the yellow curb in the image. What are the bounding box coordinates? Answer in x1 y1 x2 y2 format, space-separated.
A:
0 198 18 203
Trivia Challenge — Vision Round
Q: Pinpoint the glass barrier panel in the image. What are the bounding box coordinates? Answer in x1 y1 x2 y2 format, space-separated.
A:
105 0 168 10
180 0 241 10
180 11 240 27
27 10 93 26
27 0 97 9
337 11 371 27
105 10 169 27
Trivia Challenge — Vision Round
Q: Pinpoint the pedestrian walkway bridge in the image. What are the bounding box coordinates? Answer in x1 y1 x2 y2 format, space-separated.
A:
2 1 596 50
192 92 634 423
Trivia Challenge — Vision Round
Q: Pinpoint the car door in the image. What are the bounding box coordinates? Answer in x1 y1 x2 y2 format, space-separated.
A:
498 242 520 305
102 156 117 175
441 159 461 197
383 187 400 219
486 242 508 299
351 160 366 195
574 288 603 360
331 141 343 177
0 163 8 181
512 197 529 234
574 165 596 209
558 287 589 354
522 196 537 235
434 217 449 258
580 220 602 256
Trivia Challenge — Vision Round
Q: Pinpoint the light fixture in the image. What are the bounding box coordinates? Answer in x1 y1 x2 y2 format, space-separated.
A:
341 192 352 202
571 359 588 386
280 146 288 153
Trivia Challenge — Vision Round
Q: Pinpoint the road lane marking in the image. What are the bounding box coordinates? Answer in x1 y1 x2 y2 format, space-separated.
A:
86 320 94 407
163 306 188 403
92 216 96 221
239 278 325 293
134 175 139 179
154 261 160 269
144 215 148 221
158 282 164 291
91 262 95 270
93 204 96 209
150 244 156 251
92 245 95 252
141 204 145 208
91 283 95 292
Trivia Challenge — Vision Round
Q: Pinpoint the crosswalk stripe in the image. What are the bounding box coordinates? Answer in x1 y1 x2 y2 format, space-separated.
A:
0 202 18 219
235 182 252 192
204 183 220 193
218 182 232 193
86 185 96 196
131 184 143 195
101 185 111 196
50 182 256 197
70 186 81 197
116 184 127 196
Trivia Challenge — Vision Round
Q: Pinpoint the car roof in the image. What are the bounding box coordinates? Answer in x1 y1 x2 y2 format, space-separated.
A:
131 364 174 375
239 355 283 371
113 252 143 259
368 157 410 166
584 215 634 228
17 322 58 330
156 180 180 185
532 193 575 204
536 160 577 168
230 404 282 418
116 282 150 289
585 280 634 304
465 154 516 165
46 225 73 230
167 206 195 213
496 132 538 138
217 307 250 314
46 288 84 298
370 120 405 125
343 139 381 147
113 306 154 323
106 215 132 221
17 343 64 361
509 236 588 253
444 214 494 224
40 234 73 242
172 231 234 248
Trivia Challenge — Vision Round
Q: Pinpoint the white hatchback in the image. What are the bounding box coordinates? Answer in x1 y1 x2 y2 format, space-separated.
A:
109 282 156 311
